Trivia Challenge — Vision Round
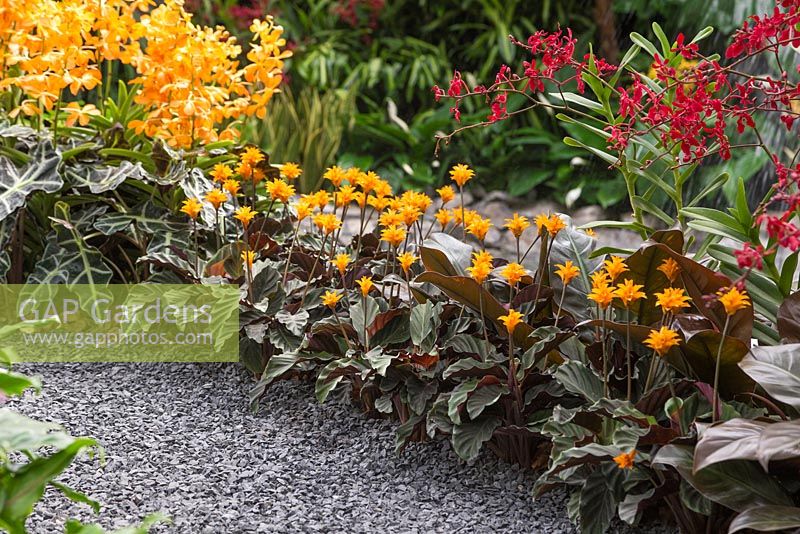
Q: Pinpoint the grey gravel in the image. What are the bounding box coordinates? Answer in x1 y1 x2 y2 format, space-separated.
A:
11 363 675 533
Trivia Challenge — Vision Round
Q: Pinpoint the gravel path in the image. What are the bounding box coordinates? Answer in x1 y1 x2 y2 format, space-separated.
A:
11 364 673 533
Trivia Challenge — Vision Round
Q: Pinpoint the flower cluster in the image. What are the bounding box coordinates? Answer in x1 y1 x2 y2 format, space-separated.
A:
432 0 800 271
0 0 290 148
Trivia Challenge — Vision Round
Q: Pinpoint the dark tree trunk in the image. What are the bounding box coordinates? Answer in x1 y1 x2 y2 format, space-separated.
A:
595 0 620 63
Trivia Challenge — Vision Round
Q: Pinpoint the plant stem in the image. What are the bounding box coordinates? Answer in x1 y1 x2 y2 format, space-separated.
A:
334 312 353 350
298 233 328 308
553 284 567 329
282 223 301 284
192 219 199 280
459 186 466 240
601 307 609 398
626 308 632 401
478 286 489 345
712 315 731 422
363 295 369 352
52 90 61 141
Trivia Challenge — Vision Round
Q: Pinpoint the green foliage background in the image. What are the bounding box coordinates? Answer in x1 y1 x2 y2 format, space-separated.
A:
192 0 762 209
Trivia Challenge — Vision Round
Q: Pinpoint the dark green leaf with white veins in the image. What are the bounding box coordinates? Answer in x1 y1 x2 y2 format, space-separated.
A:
0 140 62 222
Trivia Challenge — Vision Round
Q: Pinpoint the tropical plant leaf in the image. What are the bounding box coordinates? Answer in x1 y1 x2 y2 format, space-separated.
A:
579 464 624 534
548 216 603 321
64 160 148 194
679 330 752 394
625 230 684 326
27 202 113 289
452 415 501 462
350 296 379 346
415 271 536 350
652 444 793 512
554 360 604 403
693 418 770 471
466 383 508 419
777 290 800 343
0 140 62 222
728 505 800 533
419 231 473 276
0 409 97 531
249 352 299 410
740 345 800 409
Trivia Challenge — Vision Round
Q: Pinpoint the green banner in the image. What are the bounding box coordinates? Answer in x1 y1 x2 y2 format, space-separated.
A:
0 284 240 362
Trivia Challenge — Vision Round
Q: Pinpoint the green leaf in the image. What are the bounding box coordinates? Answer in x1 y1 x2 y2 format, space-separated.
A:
693 418 770 471
64 160 148 194
554 360 604 402
579 464 624 534
452 416 500 462
248 352 299 410
415 271 536 350
447 378 478 425
729 505 800 533
629 32 659 57
651 22 671 57
419 232 472 276
0 140 62 222
631 196 674 226
466 383 508 420
652 445 793 512
275 309 309 337
350 296 379 346
364 346 393 376
410 300 440 353
507 169 551 197
740 345 800 409
27 203 113 288
691 26 714 44
50 481 100 514
549 92 604 112
0 370 40 397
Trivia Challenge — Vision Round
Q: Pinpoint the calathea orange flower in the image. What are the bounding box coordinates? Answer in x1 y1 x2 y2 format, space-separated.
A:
613 449 637 470
644 327 681 356
554 261 580 285
181 198 203 219
314 213 341 235
604 255 629 282
588 284 614 309
331 254 351 275
501 262 526 287
467 216 492 241
356 276 374 297
211 164 234 183
436 185 455 204
449 163 474 187
223 179 241 197
234 206 257 228
504 213 530 238
205 189 228 210
381 225 407 247
658 258 681 283
241 250 256 268
266 179 295 204
499 309 524 335
614 279 646 307
324 165 347 187
281 162 302 180
398 252 417 275
717 286 750 316
544 214 566 237
435 209 452 228
654 287 691 314
321 290 343 308
467 251 493 284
